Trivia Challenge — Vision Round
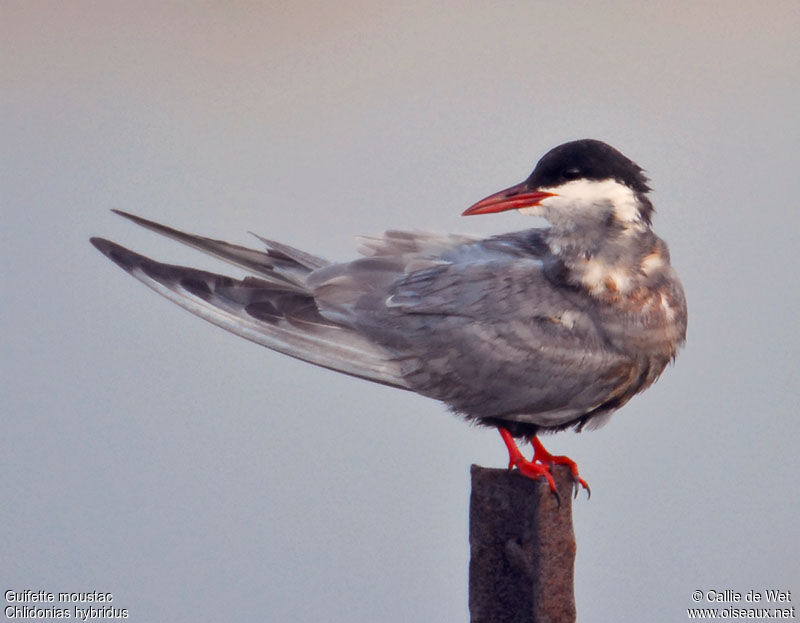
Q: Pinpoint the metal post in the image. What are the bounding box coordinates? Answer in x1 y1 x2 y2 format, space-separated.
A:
469 464 577 623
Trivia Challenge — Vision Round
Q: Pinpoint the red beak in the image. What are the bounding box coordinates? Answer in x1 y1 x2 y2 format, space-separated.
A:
462 182 556 216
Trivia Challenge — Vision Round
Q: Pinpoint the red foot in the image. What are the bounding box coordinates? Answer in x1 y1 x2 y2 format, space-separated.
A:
499 428 590 498
499 428 557 492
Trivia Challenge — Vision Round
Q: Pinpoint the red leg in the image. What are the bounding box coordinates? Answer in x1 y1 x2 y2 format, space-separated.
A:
498 428 590 498
499 428 557 493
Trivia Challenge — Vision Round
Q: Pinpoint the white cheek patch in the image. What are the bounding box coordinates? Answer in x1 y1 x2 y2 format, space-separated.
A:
537 179 642 226
609 188 640 223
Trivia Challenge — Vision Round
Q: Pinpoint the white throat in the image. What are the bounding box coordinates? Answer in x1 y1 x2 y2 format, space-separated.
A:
519 179 645 231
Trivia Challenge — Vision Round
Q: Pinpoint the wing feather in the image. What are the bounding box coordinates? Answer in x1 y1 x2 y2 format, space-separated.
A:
90 237 408 389
112 210 325 289
309 231 637 428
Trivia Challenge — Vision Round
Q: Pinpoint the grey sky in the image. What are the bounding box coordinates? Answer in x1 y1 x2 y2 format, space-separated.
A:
3 2 798 621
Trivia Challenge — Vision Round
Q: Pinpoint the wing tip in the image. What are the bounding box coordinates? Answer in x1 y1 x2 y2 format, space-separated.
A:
89 236 117 258
110 208 175 233
89 237 141 273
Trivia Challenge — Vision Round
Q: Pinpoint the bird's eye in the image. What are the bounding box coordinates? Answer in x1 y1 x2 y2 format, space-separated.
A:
562 168 580 180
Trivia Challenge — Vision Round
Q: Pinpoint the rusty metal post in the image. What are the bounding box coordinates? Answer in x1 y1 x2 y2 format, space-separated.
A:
469 464 577 623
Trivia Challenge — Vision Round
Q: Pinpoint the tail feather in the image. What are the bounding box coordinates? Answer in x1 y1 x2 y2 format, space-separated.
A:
90 234 409 389
111 210 323 289
248 232 328 272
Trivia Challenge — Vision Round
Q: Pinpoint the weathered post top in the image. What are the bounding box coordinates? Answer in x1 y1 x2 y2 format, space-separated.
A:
469 464 577 623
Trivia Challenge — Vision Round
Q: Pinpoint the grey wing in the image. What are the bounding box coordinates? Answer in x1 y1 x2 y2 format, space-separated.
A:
110 210 327 288
90 214 408 388
312 235 637 429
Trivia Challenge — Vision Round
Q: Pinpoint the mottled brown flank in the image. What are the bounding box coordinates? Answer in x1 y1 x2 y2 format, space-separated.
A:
624 288 674 334
628 285 652 304
639 242 667 275
603 276 619 293
591 274 628 303
667 292 683 315
600 360 636 384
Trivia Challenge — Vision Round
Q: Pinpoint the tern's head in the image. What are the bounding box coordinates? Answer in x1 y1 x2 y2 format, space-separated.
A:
464 139 654 230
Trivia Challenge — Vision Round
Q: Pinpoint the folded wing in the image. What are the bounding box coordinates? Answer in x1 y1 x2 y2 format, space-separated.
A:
90 216 408 388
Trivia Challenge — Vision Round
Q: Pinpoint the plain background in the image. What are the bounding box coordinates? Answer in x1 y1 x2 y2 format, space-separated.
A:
3 2 798 621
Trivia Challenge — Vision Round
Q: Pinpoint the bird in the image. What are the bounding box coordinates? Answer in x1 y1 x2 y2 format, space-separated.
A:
90 139 687 497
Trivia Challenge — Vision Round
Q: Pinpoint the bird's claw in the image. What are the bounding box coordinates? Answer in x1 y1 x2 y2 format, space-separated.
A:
531 435 590 500
499 428 590 502
572 476 591 499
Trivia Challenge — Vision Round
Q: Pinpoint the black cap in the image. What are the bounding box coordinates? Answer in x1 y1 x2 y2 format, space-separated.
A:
526 139 651 193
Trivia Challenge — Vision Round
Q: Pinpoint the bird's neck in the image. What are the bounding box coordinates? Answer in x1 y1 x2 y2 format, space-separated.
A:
546 223 661 300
